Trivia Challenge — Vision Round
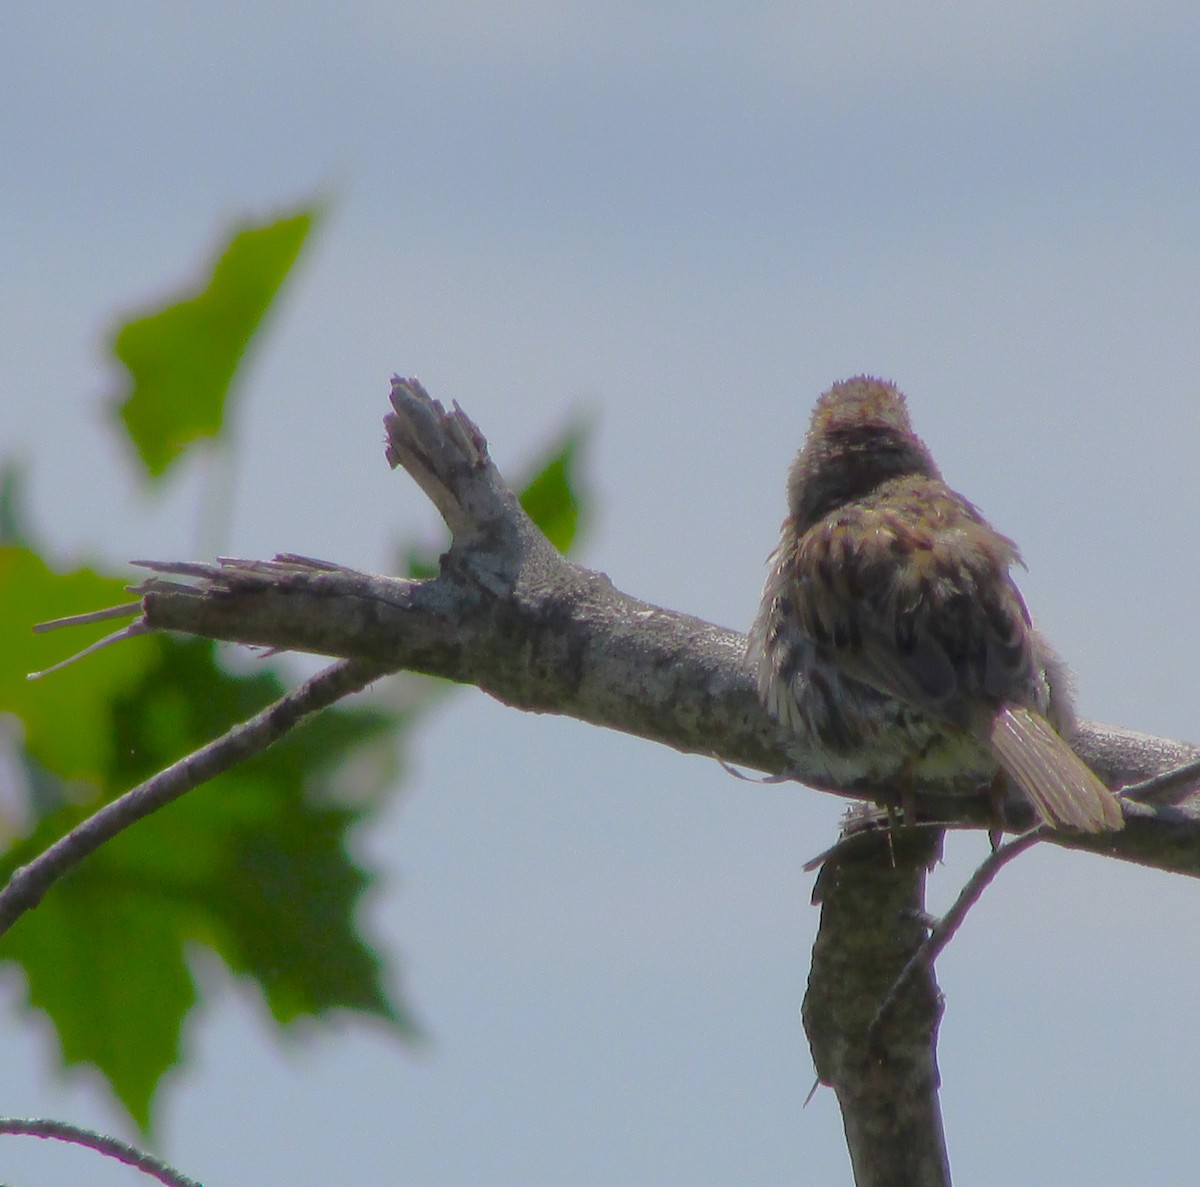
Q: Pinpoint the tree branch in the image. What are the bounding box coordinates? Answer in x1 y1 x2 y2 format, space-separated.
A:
21 375 1200 1187
805 827 952 1187
0 1117 202 1187
0 658 384 939
867 827 1046 1046
44 376 1195 875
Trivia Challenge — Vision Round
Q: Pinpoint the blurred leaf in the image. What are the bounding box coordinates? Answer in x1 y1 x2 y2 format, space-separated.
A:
517 425 587 554
103 639 408 1029
1 630 416 1133
2 863 197 1133
5 217 594 1131
0 461 28 545
401 543 440 582
110 207 320 479
0 546 155 780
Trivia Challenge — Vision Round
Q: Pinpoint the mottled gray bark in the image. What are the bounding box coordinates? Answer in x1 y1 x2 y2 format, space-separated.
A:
806 827 951 1187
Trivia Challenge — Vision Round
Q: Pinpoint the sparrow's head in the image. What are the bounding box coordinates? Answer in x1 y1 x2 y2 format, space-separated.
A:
786 376 941 531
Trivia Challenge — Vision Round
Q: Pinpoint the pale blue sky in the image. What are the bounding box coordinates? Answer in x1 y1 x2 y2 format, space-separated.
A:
3 3 1199 1184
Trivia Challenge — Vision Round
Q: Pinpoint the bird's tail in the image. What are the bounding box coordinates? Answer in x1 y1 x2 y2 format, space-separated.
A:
989 706 1125 832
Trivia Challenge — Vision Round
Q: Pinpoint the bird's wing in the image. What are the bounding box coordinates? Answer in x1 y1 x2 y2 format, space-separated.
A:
789 485 1035 720
790 486 1124 832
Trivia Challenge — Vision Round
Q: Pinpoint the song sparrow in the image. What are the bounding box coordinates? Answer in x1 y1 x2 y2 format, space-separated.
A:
747 376 1124 832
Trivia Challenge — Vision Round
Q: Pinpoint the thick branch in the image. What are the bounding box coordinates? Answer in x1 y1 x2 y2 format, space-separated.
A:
85 377 1198 880
805 828 951 1187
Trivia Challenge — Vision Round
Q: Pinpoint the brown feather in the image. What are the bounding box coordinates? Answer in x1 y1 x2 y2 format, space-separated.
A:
751 377 1126 833
989 706 1124 832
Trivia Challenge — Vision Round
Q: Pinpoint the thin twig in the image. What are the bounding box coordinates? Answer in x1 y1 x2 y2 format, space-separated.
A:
27 620 151 679
0 658 386 939
0 1117 202 1187
32 602 143 632
867 826 1047 1048
1118 755 1200 806
714 755 791 784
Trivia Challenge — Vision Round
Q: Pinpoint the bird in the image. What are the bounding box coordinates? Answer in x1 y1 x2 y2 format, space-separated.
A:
747 376 1124 833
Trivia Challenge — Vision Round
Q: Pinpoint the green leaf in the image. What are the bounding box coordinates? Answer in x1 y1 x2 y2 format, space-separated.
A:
1 633 417 1133
2 865 197 1132
518 425 588 554
110 207 320 479
0 546 155 782
401 543 441 582
103 640 410 1030
0 461 29 545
